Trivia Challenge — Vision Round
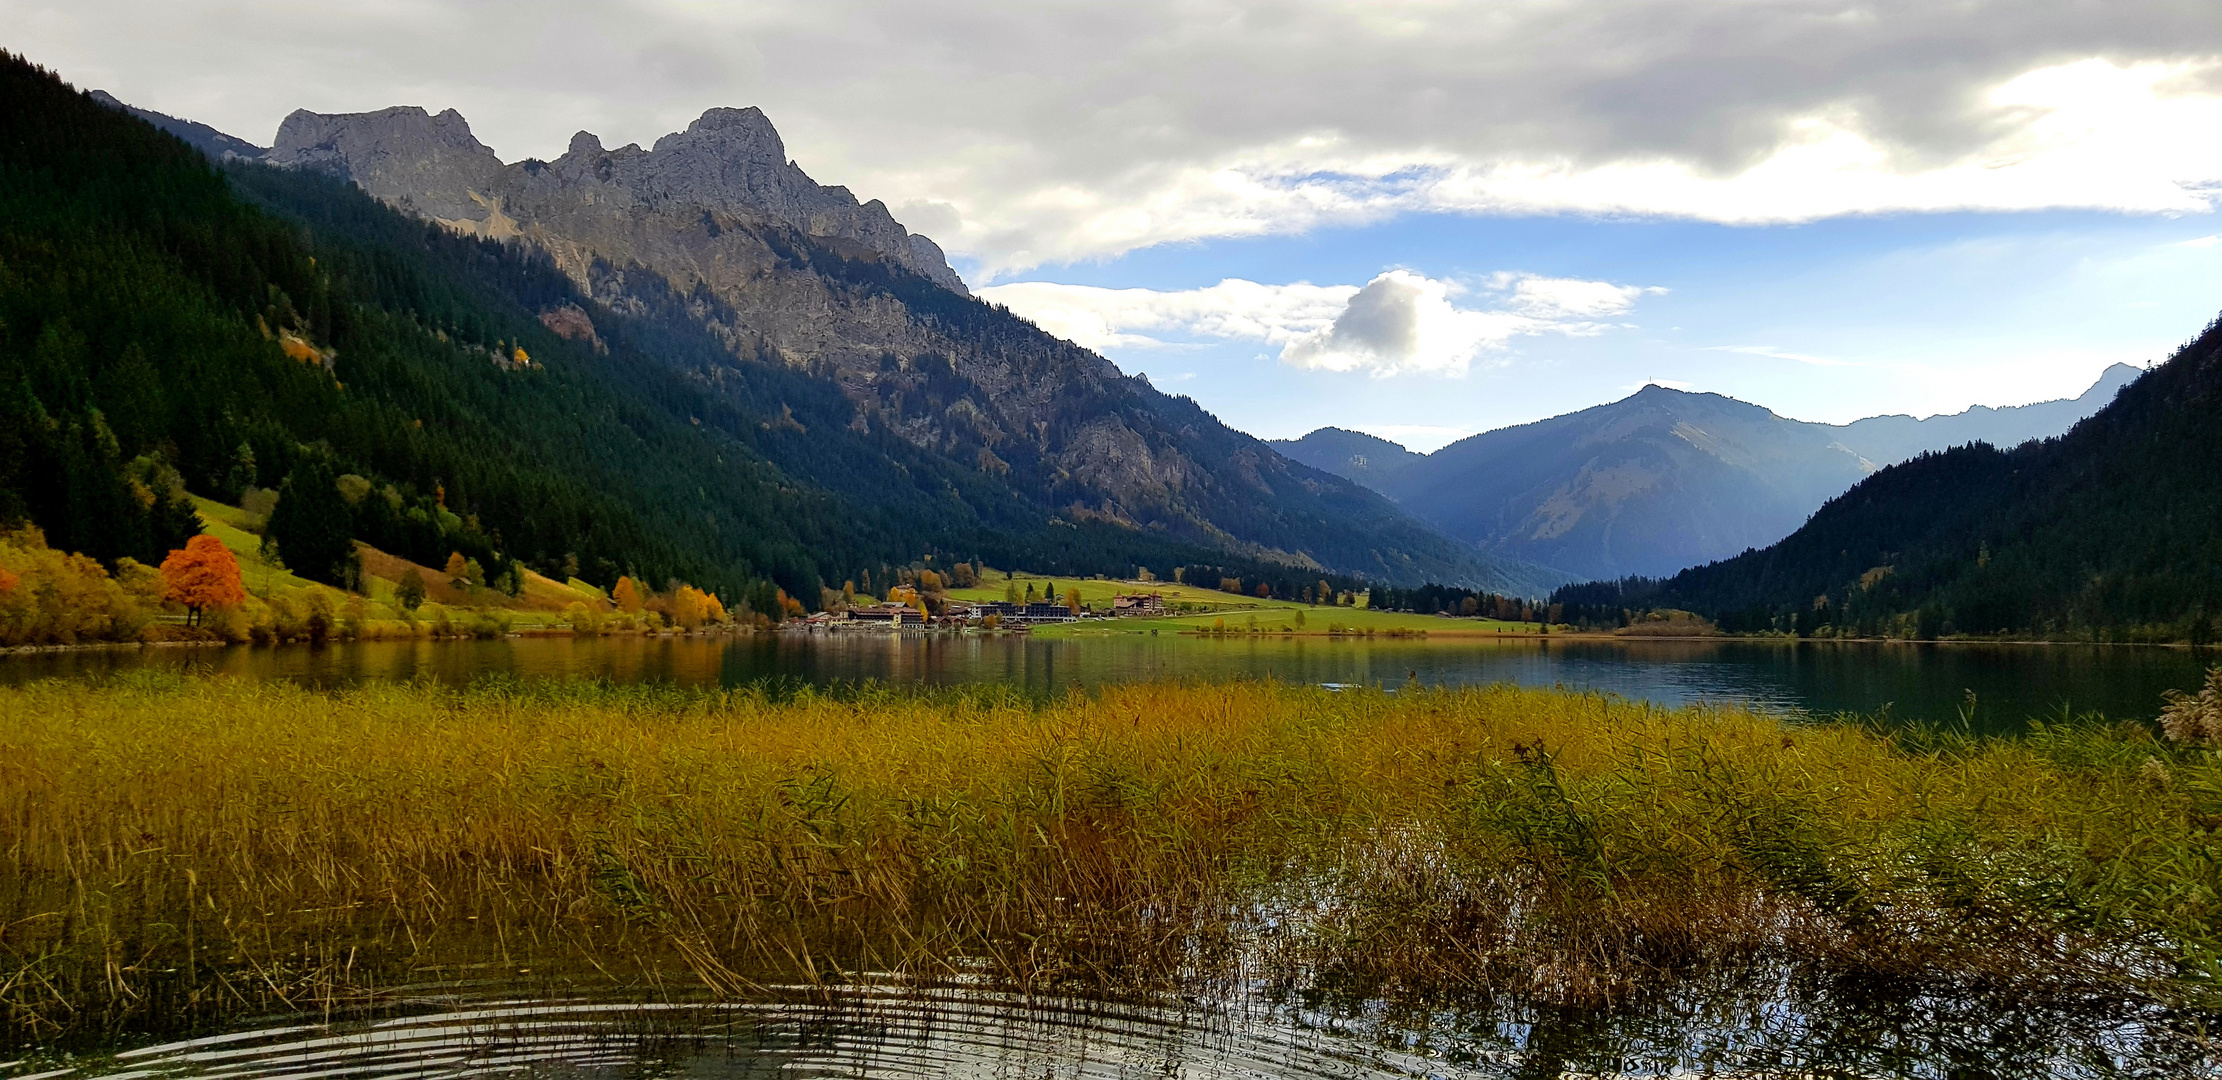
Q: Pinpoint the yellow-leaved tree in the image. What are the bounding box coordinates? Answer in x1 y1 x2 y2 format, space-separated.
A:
612 576 643 614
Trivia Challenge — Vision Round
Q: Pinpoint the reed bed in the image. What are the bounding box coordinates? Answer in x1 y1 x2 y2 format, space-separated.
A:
0 672 2216 1048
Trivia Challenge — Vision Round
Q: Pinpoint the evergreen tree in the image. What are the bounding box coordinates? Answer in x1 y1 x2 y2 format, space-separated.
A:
266 460 355 586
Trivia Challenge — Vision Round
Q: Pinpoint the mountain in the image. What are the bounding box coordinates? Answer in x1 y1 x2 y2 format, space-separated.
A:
88 89 267 161
250 103 1531 591
1271 367 2137 581
6 52 1440 615
1270 427 1427 491
1624 317 2220 641
1831 362 2141 465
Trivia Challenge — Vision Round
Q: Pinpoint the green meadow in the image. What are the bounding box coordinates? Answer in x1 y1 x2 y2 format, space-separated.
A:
947 572 1544 636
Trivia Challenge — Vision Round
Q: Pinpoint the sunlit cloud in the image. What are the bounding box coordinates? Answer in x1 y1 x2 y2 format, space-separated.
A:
982 270 1658 377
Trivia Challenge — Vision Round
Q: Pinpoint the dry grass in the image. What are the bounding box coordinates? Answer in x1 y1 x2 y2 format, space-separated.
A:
1 674 2216 1048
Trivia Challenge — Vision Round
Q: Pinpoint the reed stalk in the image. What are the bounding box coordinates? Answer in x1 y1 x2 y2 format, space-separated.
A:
0 672 2214 1048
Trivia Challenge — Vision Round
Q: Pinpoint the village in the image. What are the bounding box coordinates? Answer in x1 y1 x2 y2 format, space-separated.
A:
797 589 1170 631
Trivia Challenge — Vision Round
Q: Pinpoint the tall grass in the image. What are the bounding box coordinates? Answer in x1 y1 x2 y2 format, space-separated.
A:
1 673 2215 1048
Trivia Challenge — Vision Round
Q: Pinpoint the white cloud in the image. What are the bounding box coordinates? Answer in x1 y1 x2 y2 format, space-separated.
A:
2179 235 2222 247
978 278 1353 353
1495 274 1666 318
16 2 2222 277
1708 345 1866 368
982 270 1655 377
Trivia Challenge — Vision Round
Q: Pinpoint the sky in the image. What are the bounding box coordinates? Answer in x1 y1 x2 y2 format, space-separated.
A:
12 0 2221 450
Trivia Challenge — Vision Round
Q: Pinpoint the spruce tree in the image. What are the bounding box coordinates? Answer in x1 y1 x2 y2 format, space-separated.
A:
267 460 356 587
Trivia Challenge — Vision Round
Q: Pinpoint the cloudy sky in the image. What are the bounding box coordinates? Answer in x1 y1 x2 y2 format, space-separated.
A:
15 0 2221 448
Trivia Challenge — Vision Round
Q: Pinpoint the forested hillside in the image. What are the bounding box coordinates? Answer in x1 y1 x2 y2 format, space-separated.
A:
1617 314 2222 640
0 53 1357 606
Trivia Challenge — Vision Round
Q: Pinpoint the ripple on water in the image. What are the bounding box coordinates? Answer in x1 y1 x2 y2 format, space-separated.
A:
46 988 1482 1080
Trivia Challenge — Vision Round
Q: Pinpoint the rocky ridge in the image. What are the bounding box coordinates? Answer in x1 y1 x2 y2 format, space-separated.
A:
258 103 1518 589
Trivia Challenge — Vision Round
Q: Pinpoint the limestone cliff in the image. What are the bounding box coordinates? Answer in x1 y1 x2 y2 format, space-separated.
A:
267 105 966 291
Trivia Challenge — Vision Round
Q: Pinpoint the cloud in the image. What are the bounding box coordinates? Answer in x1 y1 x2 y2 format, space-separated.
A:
16 1 2222 276
2179 235 2222 247
1495 274 1666 318
1708 345 1865 368
981 270 1655 377
978 278 1354 353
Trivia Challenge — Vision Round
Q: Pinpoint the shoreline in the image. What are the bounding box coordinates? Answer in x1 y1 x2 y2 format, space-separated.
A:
4 628 2209 658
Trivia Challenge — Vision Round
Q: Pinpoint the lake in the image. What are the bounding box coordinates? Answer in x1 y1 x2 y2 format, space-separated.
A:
5 630 2211 732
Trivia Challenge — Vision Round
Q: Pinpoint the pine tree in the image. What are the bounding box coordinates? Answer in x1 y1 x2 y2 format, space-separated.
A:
266 460 355 587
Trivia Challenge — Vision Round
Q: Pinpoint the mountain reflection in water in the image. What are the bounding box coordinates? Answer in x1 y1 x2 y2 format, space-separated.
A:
6 633 2211 733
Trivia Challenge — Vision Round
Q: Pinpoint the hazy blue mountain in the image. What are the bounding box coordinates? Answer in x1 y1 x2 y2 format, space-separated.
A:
1270 427 1427 490
1832 363 2140 466
1273 366 2139 580
1636 337 2208 639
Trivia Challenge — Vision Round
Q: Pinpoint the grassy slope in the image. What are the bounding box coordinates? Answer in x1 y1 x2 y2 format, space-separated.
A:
949 570 1543 636
190 494 603 621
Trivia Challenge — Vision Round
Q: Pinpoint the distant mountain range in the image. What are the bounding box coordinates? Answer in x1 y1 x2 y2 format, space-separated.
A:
86 82 1544 593
1274 366 2139 580
1625 314 2220 640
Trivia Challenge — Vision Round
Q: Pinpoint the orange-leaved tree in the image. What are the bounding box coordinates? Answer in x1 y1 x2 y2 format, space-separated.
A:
159 535 245 626
444 551 469 586
612 576 643 613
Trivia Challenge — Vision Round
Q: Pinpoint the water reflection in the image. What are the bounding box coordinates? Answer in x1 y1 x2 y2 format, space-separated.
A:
3 633 2210 731
48 982 2218 1079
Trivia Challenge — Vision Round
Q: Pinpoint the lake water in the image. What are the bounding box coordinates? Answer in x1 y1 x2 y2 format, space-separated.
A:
4 630 2211 732
51 980 2221 1078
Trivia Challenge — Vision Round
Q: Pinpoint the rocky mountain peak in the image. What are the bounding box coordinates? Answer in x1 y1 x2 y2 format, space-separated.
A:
266 103 966 293
267 106 504 228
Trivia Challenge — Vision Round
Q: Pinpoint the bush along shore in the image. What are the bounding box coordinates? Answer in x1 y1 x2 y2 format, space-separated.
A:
1 674 2218 1051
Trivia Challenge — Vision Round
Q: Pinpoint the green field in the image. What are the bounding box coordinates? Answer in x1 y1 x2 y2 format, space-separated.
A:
948 569 1549 636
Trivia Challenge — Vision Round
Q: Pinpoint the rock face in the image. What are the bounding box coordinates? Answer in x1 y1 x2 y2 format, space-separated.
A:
263 104 1513 588
267 105 966 292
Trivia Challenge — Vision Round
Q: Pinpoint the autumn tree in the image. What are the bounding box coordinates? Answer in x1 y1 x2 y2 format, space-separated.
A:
671 585 710 630
1255 581 1272 599
613 575 643 613
445 552 469 586
159 535 245 626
